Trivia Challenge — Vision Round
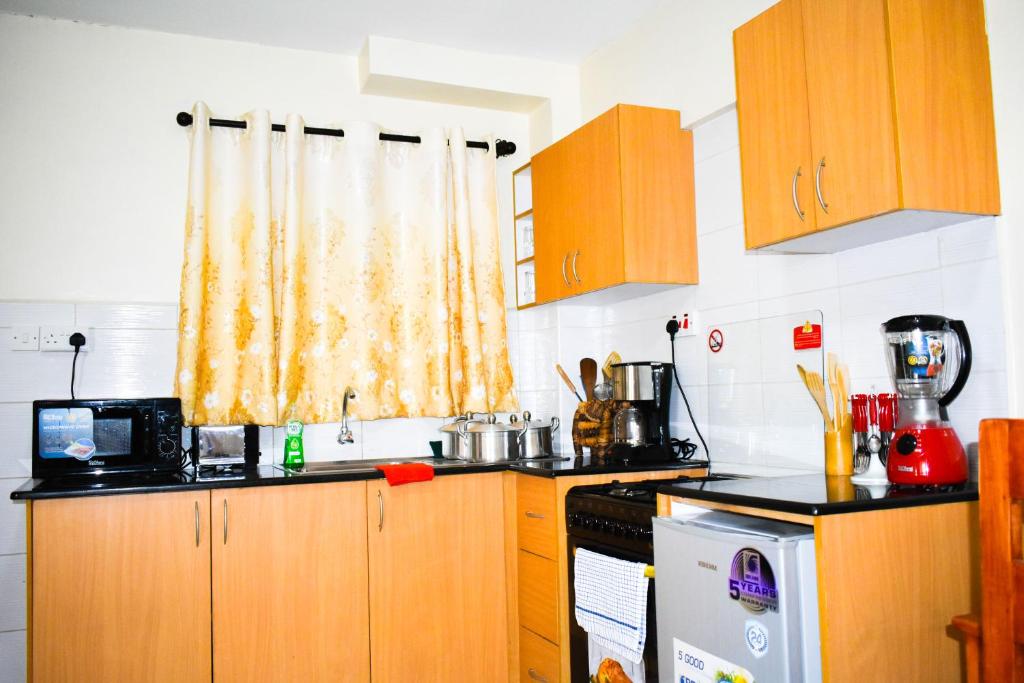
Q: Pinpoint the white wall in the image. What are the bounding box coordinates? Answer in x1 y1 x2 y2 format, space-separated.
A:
0 13 531 303
986 0 1024 413
577 0 1024 413
579 0 775 126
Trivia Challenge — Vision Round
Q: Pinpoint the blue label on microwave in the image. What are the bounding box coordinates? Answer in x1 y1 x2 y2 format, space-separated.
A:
903 334 945 379
38 408 96 460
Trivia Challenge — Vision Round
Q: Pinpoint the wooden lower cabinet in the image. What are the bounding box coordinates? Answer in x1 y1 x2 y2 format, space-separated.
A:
211 482 370 682
512 469 706 682
517 550 559 643
31 491 213 683
657 494 976 682
519 627 561 683
367 473 509 682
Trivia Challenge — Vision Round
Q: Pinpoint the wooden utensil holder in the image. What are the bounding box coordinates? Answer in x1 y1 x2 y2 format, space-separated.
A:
571 400 615 457
824 418 854 476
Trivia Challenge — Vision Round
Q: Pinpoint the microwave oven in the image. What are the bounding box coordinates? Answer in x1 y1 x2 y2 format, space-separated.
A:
32 398 183 478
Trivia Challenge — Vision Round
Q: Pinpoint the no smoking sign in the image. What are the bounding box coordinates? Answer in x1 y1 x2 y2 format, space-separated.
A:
708 328 724 353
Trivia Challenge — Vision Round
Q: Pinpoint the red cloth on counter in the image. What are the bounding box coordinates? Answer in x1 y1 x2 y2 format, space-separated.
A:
374 463 435 486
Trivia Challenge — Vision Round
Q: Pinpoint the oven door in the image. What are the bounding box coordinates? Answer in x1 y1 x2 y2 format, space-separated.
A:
567 534 658 683
34 401 154 476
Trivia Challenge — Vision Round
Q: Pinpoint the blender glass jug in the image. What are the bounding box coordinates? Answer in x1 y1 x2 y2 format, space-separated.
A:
881 315 972 404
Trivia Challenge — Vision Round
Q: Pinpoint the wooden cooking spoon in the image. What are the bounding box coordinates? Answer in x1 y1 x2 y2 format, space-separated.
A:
580 358 598 402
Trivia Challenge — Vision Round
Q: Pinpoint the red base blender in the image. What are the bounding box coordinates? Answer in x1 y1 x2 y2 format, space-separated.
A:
881 315 972 486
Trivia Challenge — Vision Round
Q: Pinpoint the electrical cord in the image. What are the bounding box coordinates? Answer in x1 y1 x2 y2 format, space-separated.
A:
69 333 86 399
666 317 711 472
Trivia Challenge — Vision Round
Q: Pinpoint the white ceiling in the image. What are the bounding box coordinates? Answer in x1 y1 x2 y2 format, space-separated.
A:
0 0 659 64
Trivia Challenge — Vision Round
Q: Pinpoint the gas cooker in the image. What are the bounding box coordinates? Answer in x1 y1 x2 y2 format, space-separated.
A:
565 474 738 552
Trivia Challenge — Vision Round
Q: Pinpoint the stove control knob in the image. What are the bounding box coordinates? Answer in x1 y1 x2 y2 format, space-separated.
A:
896 433 918 456
567 513 580 528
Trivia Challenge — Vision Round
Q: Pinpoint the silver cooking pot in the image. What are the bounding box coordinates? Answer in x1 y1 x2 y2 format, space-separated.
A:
456 413 527 463
511 411 560 459
439 413 483 460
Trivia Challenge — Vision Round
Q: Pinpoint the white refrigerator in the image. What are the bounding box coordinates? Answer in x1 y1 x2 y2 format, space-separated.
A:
652 511 821 682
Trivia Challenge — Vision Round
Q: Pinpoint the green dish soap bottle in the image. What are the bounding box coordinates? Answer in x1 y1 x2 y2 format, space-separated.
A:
283 419 305 469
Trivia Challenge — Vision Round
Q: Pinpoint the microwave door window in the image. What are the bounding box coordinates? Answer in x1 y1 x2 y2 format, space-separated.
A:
93 418 133 458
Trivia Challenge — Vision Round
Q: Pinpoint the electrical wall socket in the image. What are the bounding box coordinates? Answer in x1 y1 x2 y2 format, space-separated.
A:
6 326 40 351
40 327 92 352
675 312 699 337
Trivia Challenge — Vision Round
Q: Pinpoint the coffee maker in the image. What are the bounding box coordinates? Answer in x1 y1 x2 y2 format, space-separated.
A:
881 315 972 486
607 361 674 463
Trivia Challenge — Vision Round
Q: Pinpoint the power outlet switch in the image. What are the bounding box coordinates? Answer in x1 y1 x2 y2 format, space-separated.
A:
6 326 39 351
40 327 91 352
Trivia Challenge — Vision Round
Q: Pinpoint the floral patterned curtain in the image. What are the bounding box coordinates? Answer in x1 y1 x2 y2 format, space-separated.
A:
175 103 517 425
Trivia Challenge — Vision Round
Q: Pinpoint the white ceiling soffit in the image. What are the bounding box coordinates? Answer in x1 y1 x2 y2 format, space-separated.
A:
0 0 660 64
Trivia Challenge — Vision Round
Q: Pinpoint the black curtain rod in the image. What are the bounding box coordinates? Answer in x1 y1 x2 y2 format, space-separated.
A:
175 112 516 158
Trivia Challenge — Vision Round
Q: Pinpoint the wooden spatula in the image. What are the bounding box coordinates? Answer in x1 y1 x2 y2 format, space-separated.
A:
798 364 834 430
602 351 622 380
556 364 583 402
580 358 598 402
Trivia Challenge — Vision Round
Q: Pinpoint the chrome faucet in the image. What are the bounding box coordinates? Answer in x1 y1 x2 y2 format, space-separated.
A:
337 387 357 445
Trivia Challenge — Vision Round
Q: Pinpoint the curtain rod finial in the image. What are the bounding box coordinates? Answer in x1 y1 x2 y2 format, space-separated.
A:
495 139 516 158
176 111 194 127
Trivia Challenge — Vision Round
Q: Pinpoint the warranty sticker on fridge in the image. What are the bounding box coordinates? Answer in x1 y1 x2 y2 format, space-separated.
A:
674 639 754 683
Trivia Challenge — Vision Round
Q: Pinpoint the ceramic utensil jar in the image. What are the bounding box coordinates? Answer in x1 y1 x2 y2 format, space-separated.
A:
512 411 560 458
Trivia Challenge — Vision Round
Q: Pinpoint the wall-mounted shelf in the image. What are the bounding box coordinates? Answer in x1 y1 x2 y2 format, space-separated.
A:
512 163 535 308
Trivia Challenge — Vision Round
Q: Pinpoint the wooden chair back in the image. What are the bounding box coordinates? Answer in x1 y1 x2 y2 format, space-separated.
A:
979 418 1024 680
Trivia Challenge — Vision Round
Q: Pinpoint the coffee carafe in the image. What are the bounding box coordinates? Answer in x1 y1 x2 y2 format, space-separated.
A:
881 315 972 485
608 361 674 463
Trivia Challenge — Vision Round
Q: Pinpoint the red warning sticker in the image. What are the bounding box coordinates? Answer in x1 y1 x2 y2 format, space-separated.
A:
793 322 822 350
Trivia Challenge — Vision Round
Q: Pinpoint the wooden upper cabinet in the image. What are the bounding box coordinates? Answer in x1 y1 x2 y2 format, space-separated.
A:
211 482 370 682
32 491 212 683
734 0 816 249
367 474 508 682
532 128 586 304
735 0 1000 252
801 0 899 231
531 104 697 305
886 0 1000 214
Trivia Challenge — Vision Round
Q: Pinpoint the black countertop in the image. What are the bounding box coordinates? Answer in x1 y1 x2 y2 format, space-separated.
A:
10 457 709 501
659 473 978 516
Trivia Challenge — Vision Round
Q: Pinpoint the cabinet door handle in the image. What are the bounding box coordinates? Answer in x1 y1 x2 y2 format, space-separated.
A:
377 490 384 532
194 501 200 547
791 167 805 221
815 157 829 213
525 511 546 520
571 250 581 284
561 252 570 287
222 499 228 545
527 668 549 682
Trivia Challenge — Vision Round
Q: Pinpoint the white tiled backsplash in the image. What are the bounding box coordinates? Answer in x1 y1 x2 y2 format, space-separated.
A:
0 107 1008 681
505 106 1008 472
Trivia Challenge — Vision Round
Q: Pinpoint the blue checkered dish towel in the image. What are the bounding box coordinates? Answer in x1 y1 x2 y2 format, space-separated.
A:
573 547 650 664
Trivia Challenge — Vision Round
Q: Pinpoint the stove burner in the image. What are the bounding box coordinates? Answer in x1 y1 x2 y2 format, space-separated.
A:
608 485 650 498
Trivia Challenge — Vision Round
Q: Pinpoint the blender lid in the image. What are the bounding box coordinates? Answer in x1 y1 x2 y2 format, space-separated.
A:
882 314 951 332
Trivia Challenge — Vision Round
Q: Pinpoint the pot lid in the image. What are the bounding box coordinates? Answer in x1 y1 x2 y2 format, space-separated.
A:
463 413 520 433
440 412 484 433
514 411 556 429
